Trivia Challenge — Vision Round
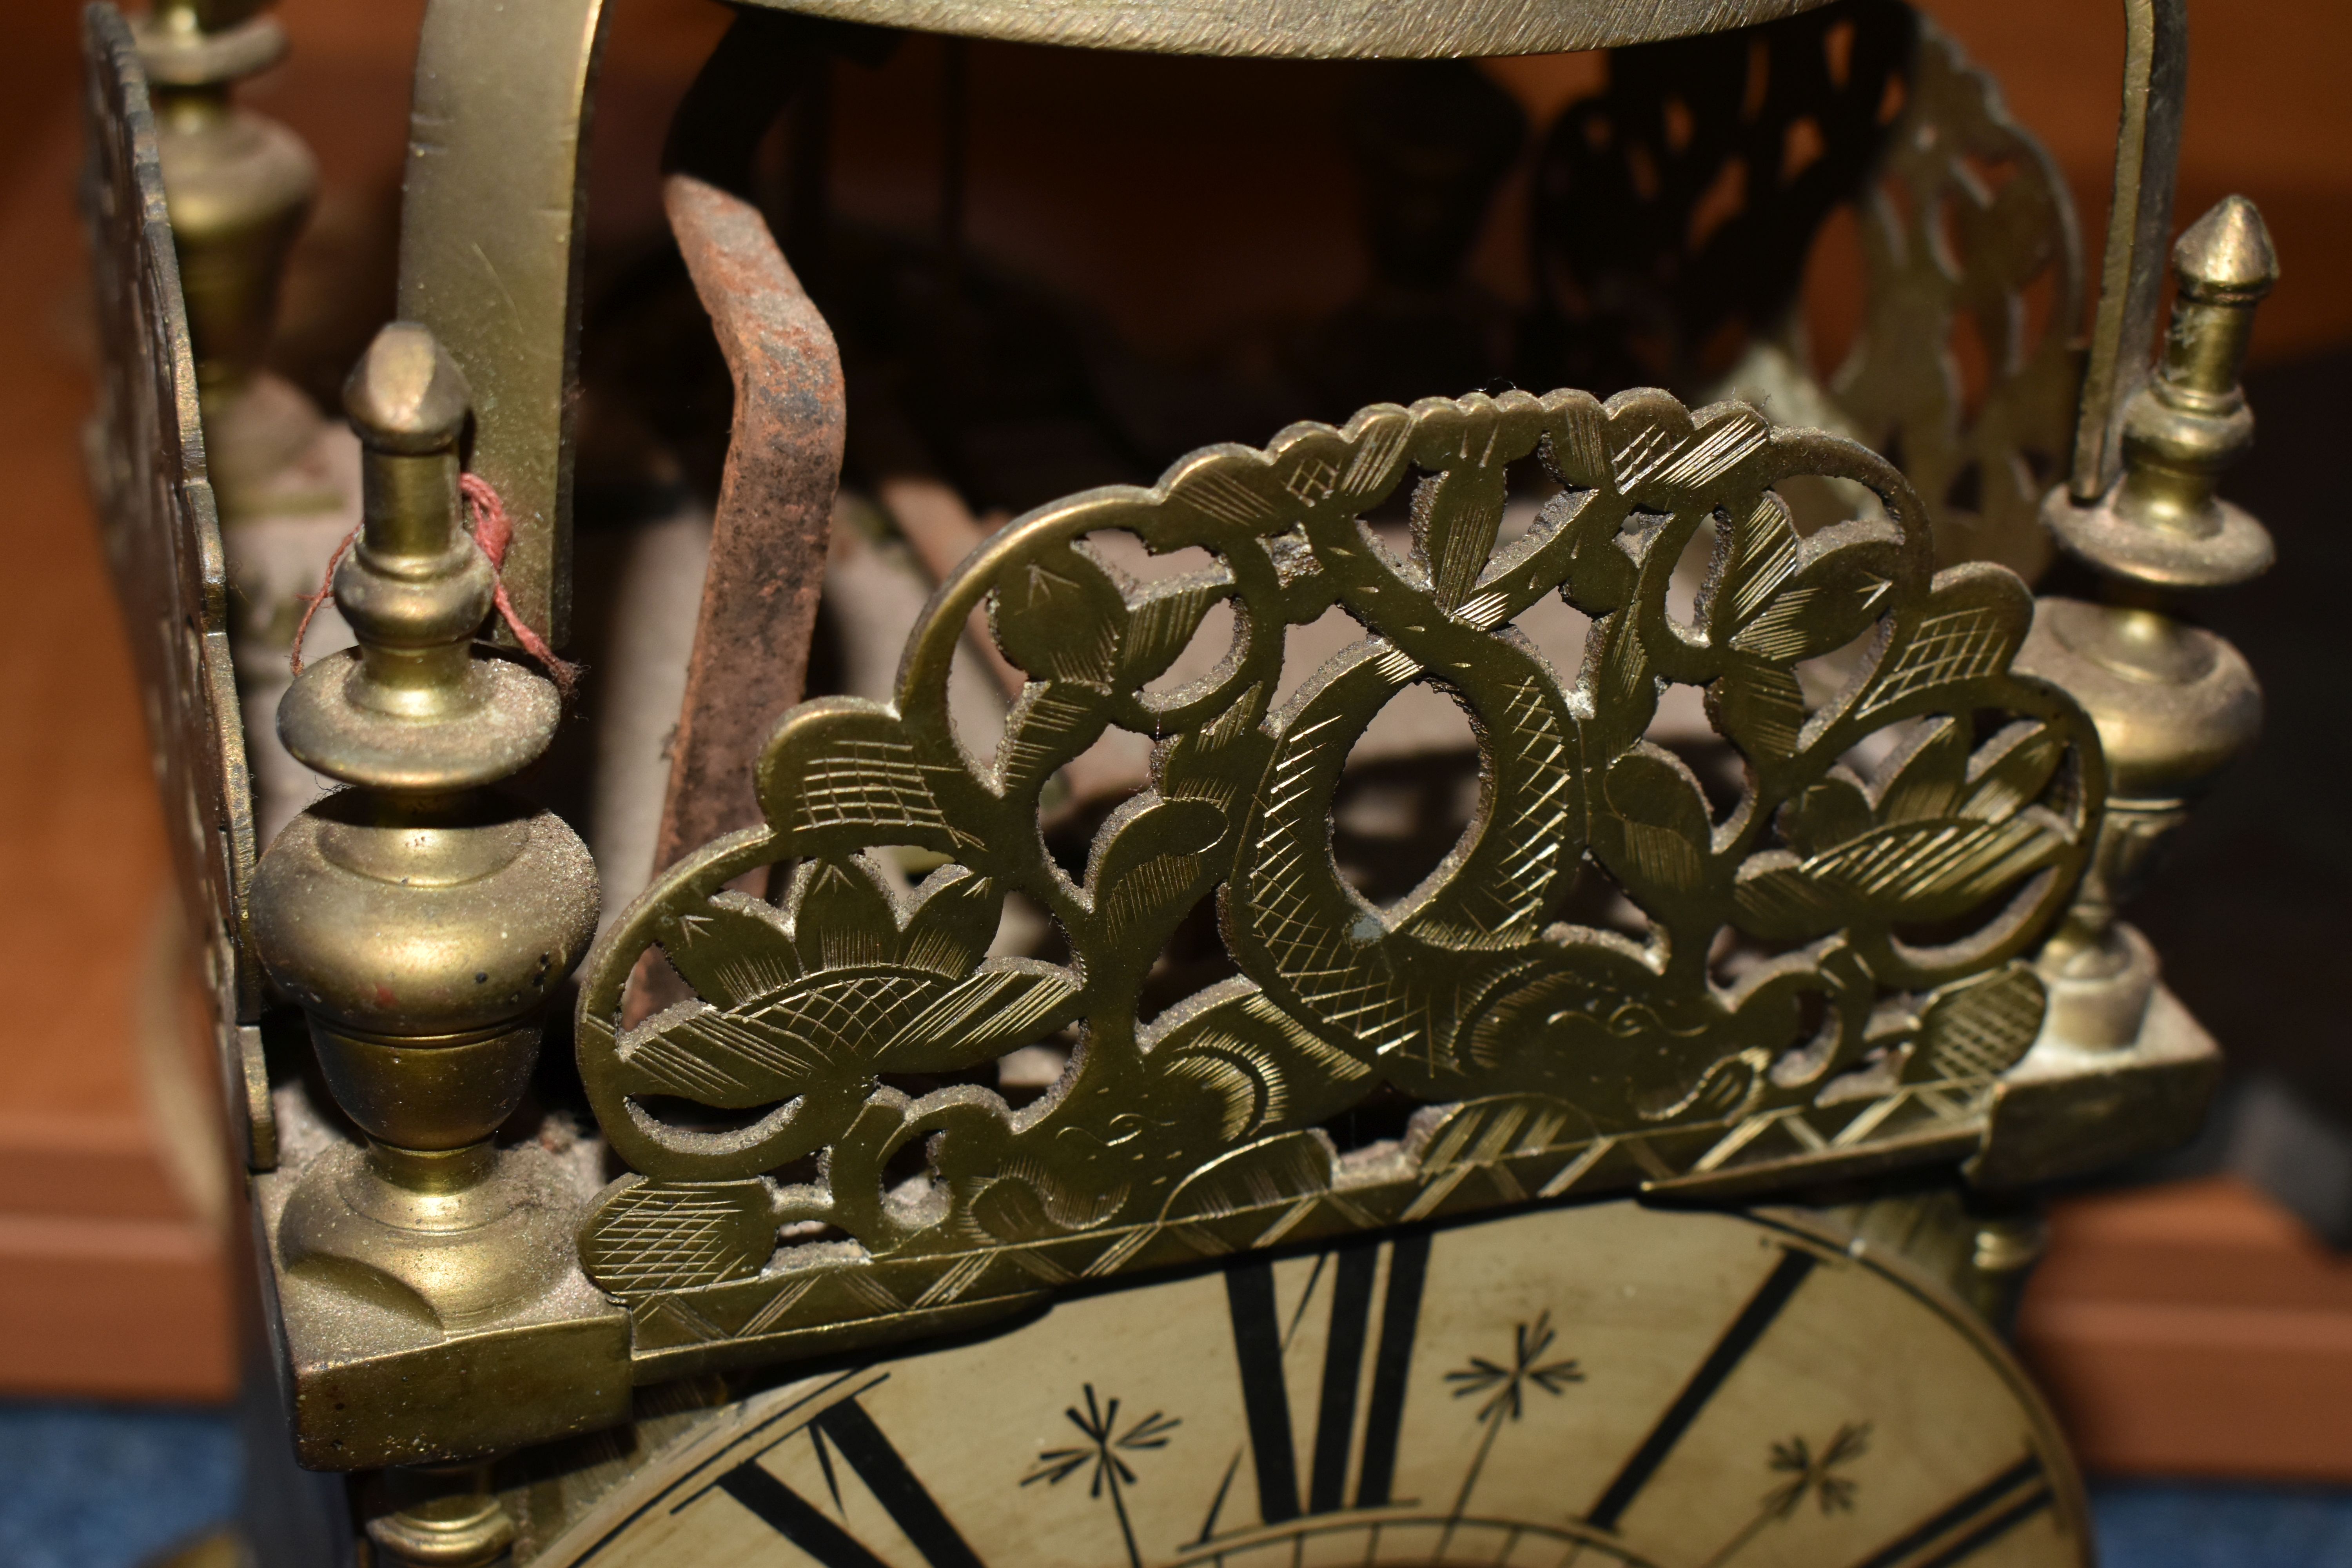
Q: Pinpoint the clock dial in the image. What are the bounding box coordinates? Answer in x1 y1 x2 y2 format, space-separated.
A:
534 1202 2086 1568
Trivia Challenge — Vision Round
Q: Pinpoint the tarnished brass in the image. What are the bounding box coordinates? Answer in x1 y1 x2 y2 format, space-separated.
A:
568 385 2147 1375
387 0 1858 659
2018 196 2275 1049
80 5 272 1168
245 322 621 1466
135 0 320 518
396 0 612 647
2068 0 2186 503
368 1464 516 1568
1530 0 2083 580
733 0 1836 58
79 0 2278 1511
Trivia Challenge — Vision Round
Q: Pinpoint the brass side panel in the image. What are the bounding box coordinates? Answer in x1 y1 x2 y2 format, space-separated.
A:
80 2 269 1165
397 0 609 646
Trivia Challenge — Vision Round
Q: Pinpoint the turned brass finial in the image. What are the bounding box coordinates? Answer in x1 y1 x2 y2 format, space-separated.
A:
138 0 311 394
2020 196 2277 1047
275 326 560 786
140 0 330 528
248 321 597 1320
2109 196 2279 544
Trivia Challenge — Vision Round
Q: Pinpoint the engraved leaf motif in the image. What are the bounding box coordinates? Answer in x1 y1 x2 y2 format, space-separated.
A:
654 891 800 1008
1118 573 1230 690
1920 963 2047 1078
1710 659 1807 759
579 1176 773 1300
574 385 2103 1349
991 540 1129 689
1599 747 1715 902
1727 535 1900 665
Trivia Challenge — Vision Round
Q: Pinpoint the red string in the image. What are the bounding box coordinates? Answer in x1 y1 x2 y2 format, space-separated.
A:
288 523 360 678
460 472 581 697
287 473 580 698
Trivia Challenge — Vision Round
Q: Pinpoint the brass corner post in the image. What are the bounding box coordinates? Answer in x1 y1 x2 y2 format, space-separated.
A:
136 0 319 513
2022 196 2277 1047
245 322 608 1475
366 1464 514 1568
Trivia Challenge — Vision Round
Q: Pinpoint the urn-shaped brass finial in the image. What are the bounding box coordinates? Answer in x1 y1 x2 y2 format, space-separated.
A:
248 321 597 1307
2020 196 2278 1047
137 0 319 511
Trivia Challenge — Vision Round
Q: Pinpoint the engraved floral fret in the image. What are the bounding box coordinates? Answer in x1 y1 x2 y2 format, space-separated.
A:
572 386 2101 1372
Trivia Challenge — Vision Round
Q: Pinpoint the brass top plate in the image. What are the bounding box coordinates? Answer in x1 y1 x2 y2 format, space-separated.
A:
731 0 1840 58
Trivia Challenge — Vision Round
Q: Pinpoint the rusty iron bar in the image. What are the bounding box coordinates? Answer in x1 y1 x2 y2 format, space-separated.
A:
651 172 846 877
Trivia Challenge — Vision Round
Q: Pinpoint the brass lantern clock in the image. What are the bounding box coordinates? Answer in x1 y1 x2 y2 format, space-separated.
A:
80 0 2275 1561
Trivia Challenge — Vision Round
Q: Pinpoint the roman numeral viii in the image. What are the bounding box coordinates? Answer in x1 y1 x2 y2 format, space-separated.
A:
713 1396 986 1568
1221 1232 1431 1527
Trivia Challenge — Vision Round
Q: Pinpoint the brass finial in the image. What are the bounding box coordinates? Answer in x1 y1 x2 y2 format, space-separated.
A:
248 322 597 1323
136 0 319 511
275 326 559 784
2020 196 2277 1047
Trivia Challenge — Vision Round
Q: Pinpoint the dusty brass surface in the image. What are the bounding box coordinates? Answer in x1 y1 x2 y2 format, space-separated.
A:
574 385 2128 1376
245 321 615 1467
396 0 612 648
2019 196 2275 1049
733 0 1835 57
80 5 273 1169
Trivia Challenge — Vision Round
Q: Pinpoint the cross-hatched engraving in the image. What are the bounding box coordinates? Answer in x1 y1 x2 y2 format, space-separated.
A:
574 385 2100 1375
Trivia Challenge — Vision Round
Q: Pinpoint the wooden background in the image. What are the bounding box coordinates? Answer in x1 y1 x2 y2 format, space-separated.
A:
0 0 2346 1477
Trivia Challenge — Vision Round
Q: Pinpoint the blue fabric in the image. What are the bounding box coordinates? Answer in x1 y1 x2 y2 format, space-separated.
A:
2 1401 2351 1567
0 1404 240 1568
2091 1477 2352 1567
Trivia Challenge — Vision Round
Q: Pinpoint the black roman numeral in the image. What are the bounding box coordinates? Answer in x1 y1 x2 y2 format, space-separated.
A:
715 1397 986 1568
1222 1232 1430 1527
1842 1453 2054 1568
1585 1247 1818 1531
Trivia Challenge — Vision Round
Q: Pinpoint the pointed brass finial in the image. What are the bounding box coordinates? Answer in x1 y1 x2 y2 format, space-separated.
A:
2021 196 2278 1047
2105 196 2279 550
274 325 559 786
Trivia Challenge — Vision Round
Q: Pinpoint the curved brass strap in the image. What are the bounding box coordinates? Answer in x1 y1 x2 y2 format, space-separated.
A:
726 0 1838 59
396 0 611 646
2070 0 2187 501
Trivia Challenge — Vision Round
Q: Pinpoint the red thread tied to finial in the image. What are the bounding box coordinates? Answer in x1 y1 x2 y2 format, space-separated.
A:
288 473 580 699
459 472 581 697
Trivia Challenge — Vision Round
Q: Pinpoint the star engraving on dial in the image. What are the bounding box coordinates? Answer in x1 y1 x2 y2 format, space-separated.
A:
1698 1420 1872 1567
1022 1384 1180 1568
1443 1309 1585 1532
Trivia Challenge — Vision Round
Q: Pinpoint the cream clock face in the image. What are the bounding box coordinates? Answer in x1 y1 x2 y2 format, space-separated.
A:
539 1202 2087 1568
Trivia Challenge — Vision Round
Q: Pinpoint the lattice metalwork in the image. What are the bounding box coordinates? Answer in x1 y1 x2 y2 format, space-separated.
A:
573 386 2101 1372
